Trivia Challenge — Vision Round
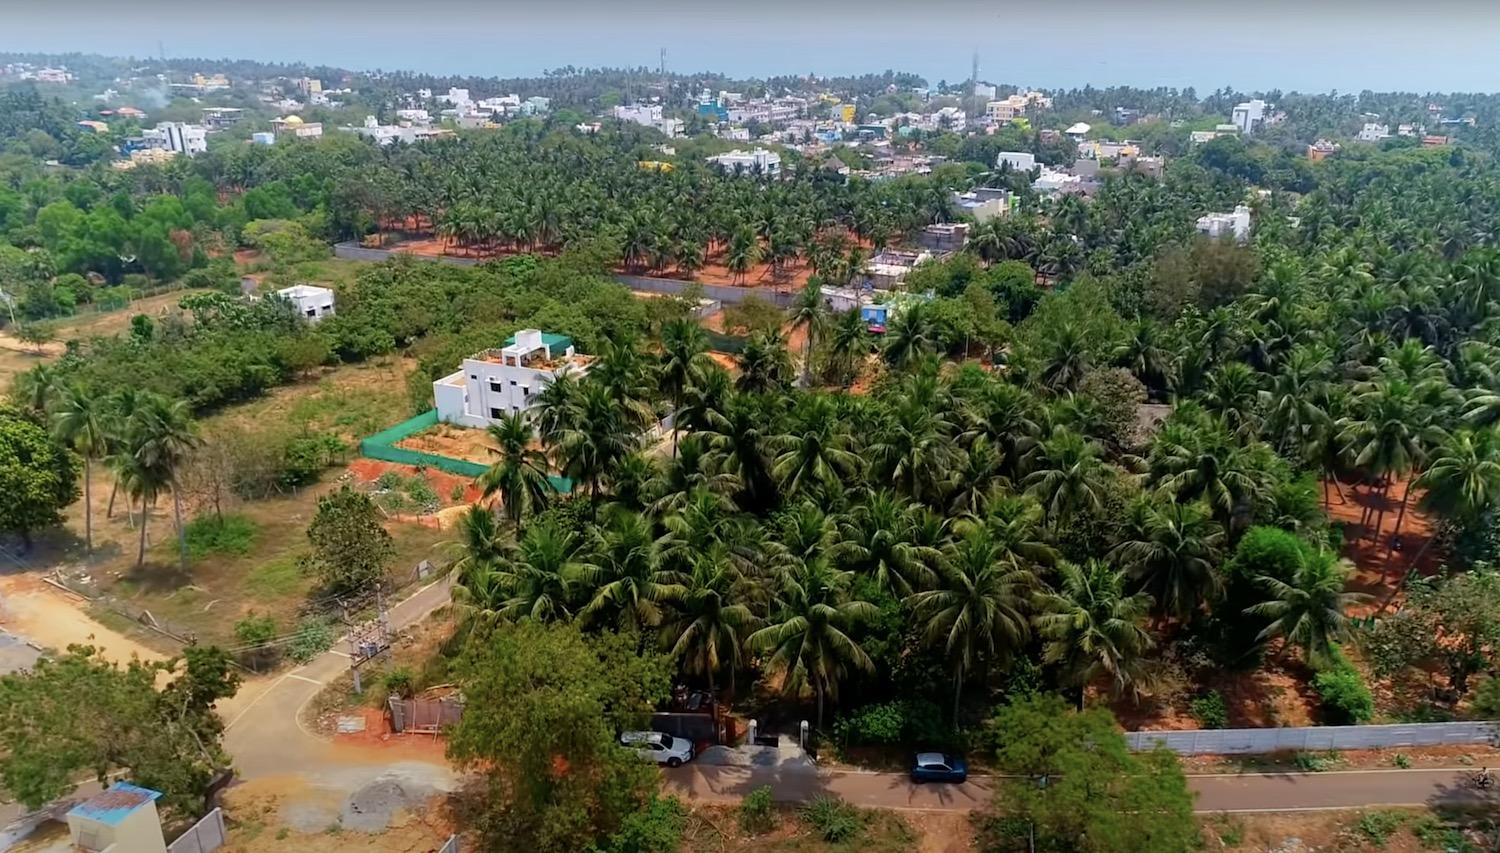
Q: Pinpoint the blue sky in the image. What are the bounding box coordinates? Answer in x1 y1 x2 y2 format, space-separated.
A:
3 0 1499 94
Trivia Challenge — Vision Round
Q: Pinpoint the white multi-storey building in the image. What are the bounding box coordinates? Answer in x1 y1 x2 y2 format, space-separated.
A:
1196 205 1253 241
708 148 782 177
996 151 1037 172
1357 122 1391 142
433 330 592 428
1231 99 1271 135
143 122 207 156
612 103 683 137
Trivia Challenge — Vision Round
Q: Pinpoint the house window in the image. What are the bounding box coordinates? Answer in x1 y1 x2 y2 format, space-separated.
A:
305 308 316 318
489 407 504 419
509 380 517 386
489 382 503 393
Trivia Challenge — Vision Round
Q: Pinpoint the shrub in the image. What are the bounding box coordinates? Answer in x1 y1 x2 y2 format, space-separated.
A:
233 612 281 668
800 795 862 843
594 795 685 853
382 667 415 699
832 698 950 748
1190 690 1229 729
183 513 258 559
738 786 775 835
1391 753 1411 768
1356 810 1406 847
288 617 336 663
1472 676 1500 718
1292 751 1339 772
1313 650 1374 725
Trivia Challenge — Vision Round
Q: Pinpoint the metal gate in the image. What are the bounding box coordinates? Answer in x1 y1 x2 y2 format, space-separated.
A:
167 807 226 853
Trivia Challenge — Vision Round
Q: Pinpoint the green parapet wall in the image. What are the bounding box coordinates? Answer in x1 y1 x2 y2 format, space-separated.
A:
360 410 572 493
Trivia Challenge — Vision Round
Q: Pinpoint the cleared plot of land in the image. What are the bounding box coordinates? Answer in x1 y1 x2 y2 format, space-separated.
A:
203 356 418 445
394 422 495 466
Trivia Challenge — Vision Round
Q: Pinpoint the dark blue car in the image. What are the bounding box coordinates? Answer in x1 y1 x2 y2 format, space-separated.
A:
910 752 967 783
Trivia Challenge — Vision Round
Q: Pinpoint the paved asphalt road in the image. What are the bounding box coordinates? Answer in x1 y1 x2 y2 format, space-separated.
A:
662 764 1499 814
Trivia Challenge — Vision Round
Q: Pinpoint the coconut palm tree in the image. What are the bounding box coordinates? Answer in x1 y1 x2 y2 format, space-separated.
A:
497 520 583 623
703 392 778 511
1112 319 1174 398
1337 378 1447 560
52 385 108 554
824 308 871 387
552 381 640 513
1040 322 1092 392
788 280 827 386
661 543 758 698
748 557 877 728
1108 499 1225 620
476 413 552 527
578 510 683 639
129 395 199 570
659 317 710 457
1246 549 1368 666
770 394 861 499
1034 559 1155 708
1021 427 1111 524
909 525 1038 723
832 491 938 596
736 331 794 394
882 302 938 369
1415 428 1500 541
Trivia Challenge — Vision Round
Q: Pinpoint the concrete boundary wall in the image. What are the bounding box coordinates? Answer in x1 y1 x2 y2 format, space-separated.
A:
1126 721 1497 755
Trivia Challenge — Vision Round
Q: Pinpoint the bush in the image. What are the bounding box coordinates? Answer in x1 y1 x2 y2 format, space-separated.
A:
382 667 415 699
832 699 952 749
233 612 281 668
1356 810 1406 847
800 795 862 843
1472 676 1500 718
1190 690 1229 729
1292 751 1339 772
1312 650 1374 725
594 795 685 853
738 786 776 835
183 513 258 559
288 617 336 663
281 433 345 488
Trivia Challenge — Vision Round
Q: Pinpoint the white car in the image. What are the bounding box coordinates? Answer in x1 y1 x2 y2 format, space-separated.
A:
620 731 694 767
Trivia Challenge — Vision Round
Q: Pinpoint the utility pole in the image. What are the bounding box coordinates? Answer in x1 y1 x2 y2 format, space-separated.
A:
346 586 392 694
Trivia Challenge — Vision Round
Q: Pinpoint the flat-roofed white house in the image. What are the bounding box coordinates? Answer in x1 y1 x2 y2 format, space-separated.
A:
277 284 335 322
433 330 592 428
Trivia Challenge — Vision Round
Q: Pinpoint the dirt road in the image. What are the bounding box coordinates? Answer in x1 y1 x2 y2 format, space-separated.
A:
661 764 1499 814
0 574 164 664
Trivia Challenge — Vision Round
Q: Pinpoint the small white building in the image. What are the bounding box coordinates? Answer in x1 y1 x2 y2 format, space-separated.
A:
1357 122 1391 142
277 284 335 321
708 148 782 177
1064 121 1091 141
143 122 207 156
613 103 683 137
67 782 168 853
1231 99 1270 135
952 187 1014 222
433 330 592 428
996 151 1037 172
1196 205 1253 241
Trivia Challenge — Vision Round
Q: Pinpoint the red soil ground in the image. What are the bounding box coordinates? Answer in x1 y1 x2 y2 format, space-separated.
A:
346 458 485 506
378 233 816 293
1322 475 1439 613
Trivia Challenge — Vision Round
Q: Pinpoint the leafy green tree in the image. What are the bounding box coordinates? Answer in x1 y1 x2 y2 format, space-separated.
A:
0 405 78 549
0 644 238 816
447 623 672 853
976 694 1198 853
302 485 395 595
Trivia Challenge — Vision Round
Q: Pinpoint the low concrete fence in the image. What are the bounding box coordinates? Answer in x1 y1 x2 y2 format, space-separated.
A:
333 242 795 306
1126 721 1497 755
168 807 226 853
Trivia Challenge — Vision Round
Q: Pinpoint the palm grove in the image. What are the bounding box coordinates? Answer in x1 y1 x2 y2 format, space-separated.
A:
4 79 1500 848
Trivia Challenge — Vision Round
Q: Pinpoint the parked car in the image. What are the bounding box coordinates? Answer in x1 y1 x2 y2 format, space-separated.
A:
620 731 695 768
910 752 967 783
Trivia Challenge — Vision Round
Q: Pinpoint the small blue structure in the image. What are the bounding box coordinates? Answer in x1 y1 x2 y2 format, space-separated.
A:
860 304 890 332
67 782 162 827
697 102 728 122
